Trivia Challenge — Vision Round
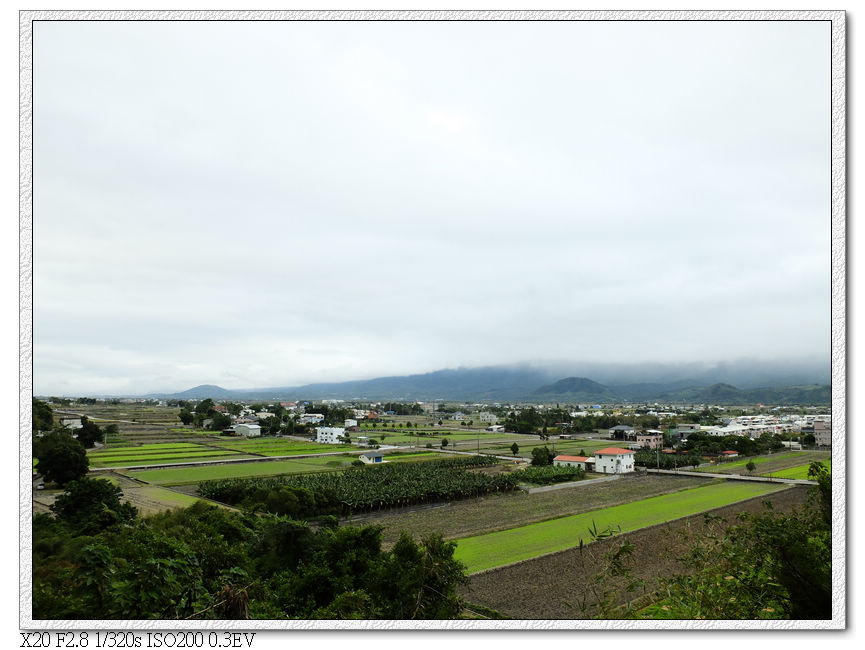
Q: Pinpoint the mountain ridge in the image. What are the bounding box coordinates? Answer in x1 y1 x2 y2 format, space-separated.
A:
142 361 830 405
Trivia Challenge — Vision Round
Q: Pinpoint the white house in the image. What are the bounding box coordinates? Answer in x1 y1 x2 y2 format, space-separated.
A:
234 423 261 437
479 412 498 424
593 447 636 474
301 413 325 425
359 451 384 464
344 419 358 428
486 424 505 433
316 426 347 444
553 454 593 470
59 417 83 430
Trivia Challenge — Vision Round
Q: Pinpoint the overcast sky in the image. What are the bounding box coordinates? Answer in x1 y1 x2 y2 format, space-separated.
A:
32 19 831 395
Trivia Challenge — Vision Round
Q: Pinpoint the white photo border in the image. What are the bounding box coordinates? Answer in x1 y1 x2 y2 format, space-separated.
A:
19 8 847 631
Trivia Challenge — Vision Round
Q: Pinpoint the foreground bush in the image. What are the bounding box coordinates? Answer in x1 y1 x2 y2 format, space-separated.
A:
33 500 469 620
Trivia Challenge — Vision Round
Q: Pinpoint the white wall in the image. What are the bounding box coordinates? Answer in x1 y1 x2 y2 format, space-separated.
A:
595 453 635 474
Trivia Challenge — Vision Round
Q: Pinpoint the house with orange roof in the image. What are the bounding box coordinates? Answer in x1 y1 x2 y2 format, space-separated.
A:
553 454 594 471
594 447 636 474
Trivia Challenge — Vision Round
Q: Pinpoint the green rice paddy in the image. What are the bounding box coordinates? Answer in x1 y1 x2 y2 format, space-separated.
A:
453 481 788 573
767 460 831 480
89 450 256 468
125 455 357 485
211 439 352 455
695 451 807 472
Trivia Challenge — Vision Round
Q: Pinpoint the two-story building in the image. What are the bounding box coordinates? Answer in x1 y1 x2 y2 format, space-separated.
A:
316 426 347 444
593 447 636 474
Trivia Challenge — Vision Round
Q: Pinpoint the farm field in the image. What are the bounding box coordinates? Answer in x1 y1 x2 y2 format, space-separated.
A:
696 451 830 476
453 480 788 573
122 486 209 515
363 431 527 447
123 455 359 485
463 486 810 619
769 459 831 480
479 438 618 459
210 438 355 456
88 445 258 468
348 473 708 546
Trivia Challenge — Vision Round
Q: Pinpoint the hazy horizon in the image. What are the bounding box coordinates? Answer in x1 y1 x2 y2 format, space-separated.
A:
33 20 831 395
34 356 831 397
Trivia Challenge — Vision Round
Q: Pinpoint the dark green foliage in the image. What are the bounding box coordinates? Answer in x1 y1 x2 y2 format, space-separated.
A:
34 431 89 485
33 501 469 620
50 478 138 535
178 409 194 425
208 412 232 431
32 398 54 433
199 456 515 515
510 442 520 457
530 445 556 466
503 407 543 434
76 417 104 449
519 464 585 485
633 449 701 469
679 432 783 458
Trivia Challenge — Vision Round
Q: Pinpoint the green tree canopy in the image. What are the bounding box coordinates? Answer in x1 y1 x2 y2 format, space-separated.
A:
32 398 54 433
50 477 138 535
34 431 89 486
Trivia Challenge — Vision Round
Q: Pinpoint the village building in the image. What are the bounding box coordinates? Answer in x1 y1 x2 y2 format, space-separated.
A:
607 425 636 441
316 426 347 444
593 447 636 474
479 412 498 424
234 423 261 437
637 431 664 450
359 450 384 464
553 454 593 471
813 420 832 447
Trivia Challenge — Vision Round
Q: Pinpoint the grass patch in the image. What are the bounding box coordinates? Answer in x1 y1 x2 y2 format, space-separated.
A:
453 481 787 573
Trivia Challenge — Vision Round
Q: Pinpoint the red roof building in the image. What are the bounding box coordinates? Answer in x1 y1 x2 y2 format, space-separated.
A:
595 447 636 455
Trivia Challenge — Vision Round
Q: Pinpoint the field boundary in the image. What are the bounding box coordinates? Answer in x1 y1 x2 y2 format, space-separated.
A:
523 474 622 493
646 468 816 486
88 448 368 471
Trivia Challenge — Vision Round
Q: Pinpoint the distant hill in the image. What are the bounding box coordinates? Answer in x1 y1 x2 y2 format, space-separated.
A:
162 384 236 400
147 361 830 405
533 377 616 400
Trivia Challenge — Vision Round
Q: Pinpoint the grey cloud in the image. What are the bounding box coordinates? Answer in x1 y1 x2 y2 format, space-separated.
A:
32 19 831 394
